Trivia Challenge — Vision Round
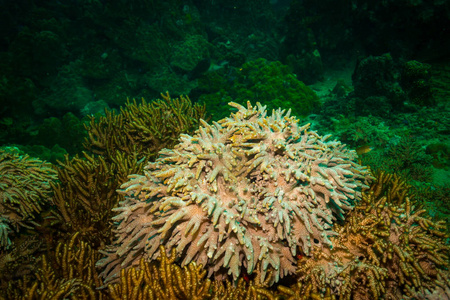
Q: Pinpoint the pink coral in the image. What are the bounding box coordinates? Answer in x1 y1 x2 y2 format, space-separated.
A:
98 102 372 285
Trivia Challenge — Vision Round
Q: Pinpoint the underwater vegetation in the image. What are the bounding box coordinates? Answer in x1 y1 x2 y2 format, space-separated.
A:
98 101 371 286
0 99 448 300
198 58 321 120
0 149 57 249
0 1 449 299
0 94 209 298
84 92 208 162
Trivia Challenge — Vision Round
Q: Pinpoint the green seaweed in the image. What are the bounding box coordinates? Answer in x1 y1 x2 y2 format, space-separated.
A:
200 58 320 120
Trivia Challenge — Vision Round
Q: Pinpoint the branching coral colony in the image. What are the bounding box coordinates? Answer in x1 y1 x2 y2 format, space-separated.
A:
98 101 373 285
283 171 450 300
0 149 57 249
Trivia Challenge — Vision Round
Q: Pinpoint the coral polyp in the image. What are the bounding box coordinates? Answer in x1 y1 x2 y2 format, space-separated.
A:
98 101 372 285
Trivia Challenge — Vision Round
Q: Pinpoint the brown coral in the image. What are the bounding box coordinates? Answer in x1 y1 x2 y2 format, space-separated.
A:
0 235 42 291
0 148 57 248
3 232 102 300
282 171 450 300
84 92 208 161
98 101 372 285
51 151 144 247
50 93 207 247
107 245 278 300
108 246 211 300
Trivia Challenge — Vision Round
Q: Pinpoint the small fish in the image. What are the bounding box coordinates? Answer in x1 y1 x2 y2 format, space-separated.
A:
356 144 374 155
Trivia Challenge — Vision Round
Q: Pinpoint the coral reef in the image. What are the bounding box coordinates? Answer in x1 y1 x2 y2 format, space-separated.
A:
0 148 57 249
108 245 276 300
0 148 59 291
170 35 211 76
426 141 450 169
101 169 449 300
329 115 397 149
0 93 212 299
279 171 450 299
48 93 208 247
412 185 450 233
51 151 144 247
351 54 436 117
361 135 434 183
98 101 372 285
84 92 208 161
1 0 449 298
0 235 42 291
384 135 434 182
199 58 320 120
108 246 211 300
400 60 434 106
3 232 102 299
352 53 406 115
0 99 448 300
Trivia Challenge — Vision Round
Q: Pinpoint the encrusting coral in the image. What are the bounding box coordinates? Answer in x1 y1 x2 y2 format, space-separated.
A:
98 101 372 285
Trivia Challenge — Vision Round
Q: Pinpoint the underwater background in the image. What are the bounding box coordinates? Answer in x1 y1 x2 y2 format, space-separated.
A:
0 0 449 299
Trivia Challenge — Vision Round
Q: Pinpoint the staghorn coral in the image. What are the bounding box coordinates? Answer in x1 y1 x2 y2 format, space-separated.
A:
280 171 450 300
98 101 372 285
84 92 208 161
282 259 388 300
411 184 450 232
0 148 57 248
278 282 336 300
384 135 433 182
